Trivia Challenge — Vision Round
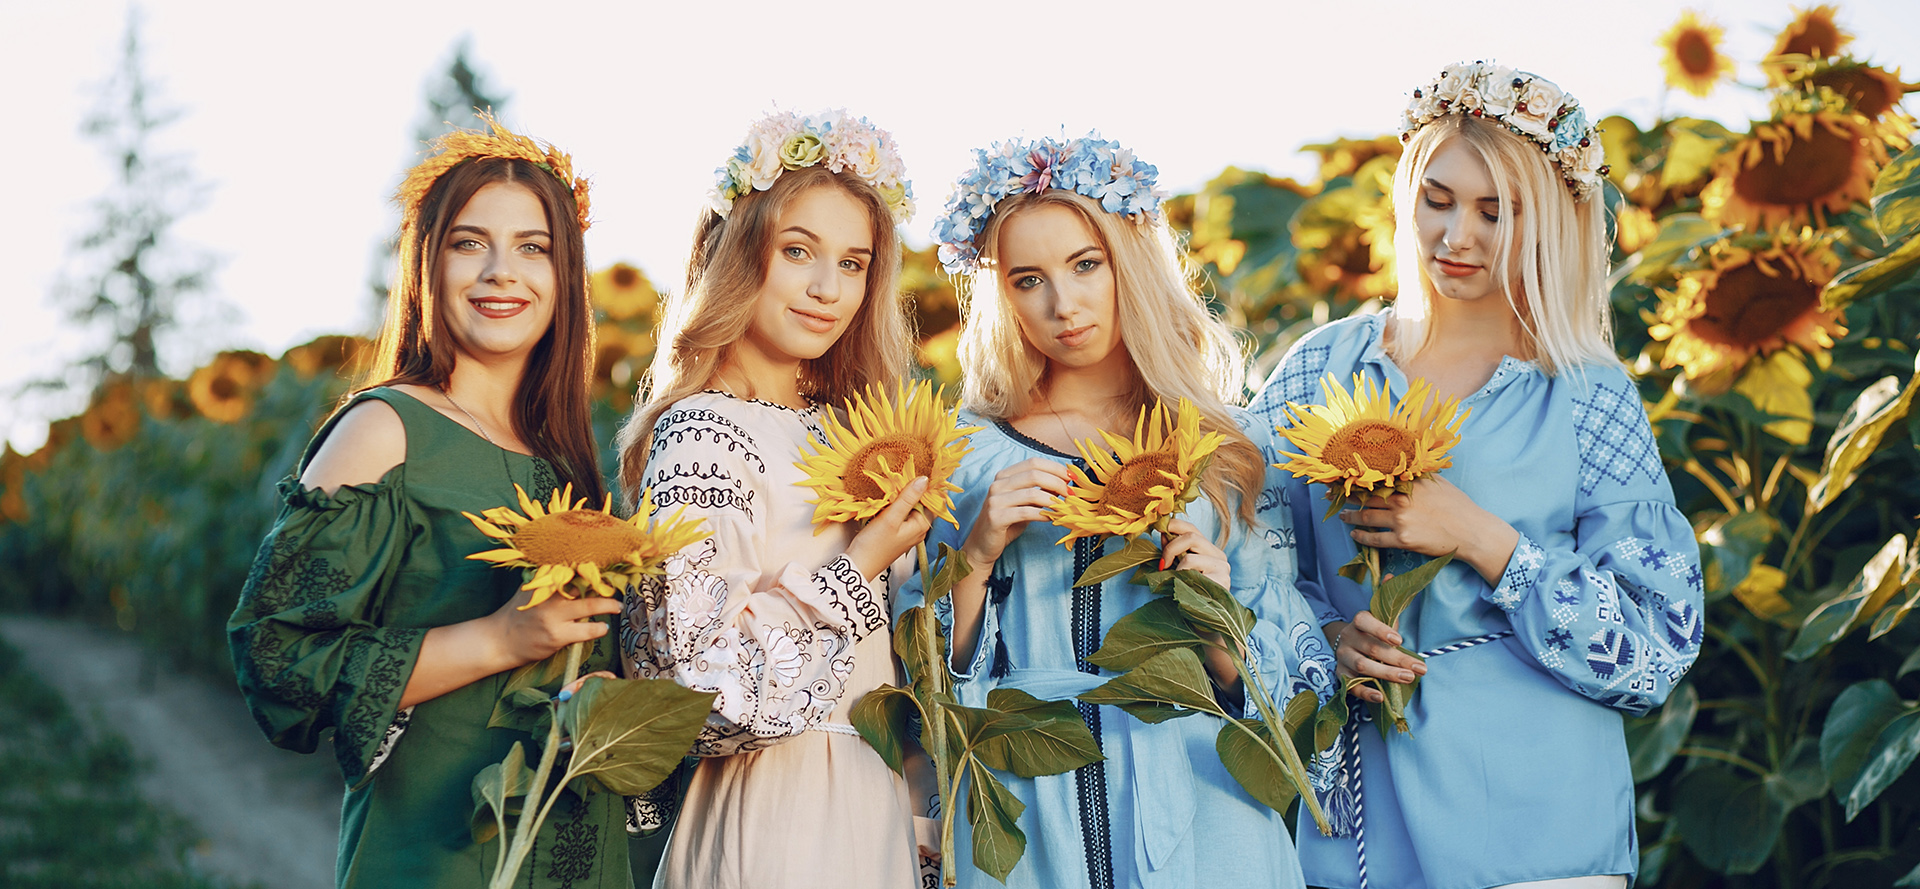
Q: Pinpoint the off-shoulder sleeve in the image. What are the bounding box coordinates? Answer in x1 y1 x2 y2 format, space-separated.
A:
620 404 886 757
228 476 425 789
1232 415 1339 712
1482 377 1705 715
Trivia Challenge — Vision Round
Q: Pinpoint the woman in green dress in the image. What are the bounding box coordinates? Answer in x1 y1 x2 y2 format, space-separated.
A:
229 115 629 888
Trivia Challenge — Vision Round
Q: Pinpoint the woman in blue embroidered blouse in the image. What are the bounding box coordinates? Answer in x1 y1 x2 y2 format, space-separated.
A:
905 135 1337 889
1249 63 1705 889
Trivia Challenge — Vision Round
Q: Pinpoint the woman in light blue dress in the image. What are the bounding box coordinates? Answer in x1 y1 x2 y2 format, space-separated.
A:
902 134 1337 889
1250 62 1705 889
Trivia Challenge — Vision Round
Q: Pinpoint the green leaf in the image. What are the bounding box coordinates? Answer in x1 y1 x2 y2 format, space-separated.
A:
1216 718 1299 813
1870 567 1920 640
849 684 920 775
1283 689 1321 766
1810 365 1920 512
1672 765 1788 874
1824 228 1920 308
1660 118 1738 190
1078 648 1225 723
1699 511 1779 598
944 701 1041 749
893 605 944 699
1369 551 1455 627
965 760 1028 884
1627 213 1724 284
487 650 570 733
1843 708 1920 821
973 689 1103 778
1768 736 1829 810
470 741 534 845
1336 548 1369 585
1088 597 1204 671
1871 144 1920 243
1898 860 1920 889
1074 535 1161 587
1169 571 1255 641
558 677 715 796
1785 534 1909 661
1821 679 1906 804
1900 647 1920 683
924 543 973 604
1626 683 1698 783
1313 688 1348 754
1374 666 1421 738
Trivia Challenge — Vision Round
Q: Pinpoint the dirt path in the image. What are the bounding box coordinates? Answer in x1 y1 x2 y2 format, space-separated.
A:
0 614 339 889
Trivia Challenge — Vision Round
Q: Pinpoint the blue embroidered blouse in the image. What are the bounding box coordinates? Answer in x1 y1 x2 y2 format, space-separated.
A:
1248 314 1704 889
897 407 1337 889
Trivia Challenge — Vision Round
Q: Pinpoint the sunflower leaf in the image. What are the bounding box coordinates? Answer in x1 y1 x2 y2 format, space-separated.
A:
556 676 714 796
470 741 534 845
1216 717 1299 813
850 684 922 775
1370 550 1455 628
1169 570 1256 642
1078 648 1225 721
1075 535 1162 587
925 543 973 604
1785 534 1909 661
1314 686 1348 754
1809 363 1920 512
973 689 1104 778
1088 597 1204 671
965 759 1028 883
943 701 1041 749
1870 143 1920 244
1824 225 1920 308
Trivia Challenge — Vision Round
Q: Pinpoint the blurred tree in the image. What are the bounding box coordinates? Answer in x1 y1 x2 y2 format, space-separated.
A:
62 9 212 383
367 39 511 311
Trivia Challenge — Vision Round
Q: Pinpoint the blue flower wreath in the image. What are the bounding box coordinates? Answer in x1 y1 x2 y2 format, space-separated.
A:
932 134 1165 274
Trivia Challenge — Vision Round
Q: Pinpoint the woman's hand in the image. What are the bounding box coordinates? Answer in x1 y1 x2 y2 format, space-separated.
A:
960 458 1076 570
1338 475 1520 585
846 477 934 579
1158 518 1229 588
1324 611 1425 704
490 587 624 668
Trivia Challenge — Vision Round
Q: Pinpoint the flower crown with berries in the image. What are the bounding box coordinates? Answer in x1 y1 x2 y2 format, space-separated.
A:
932 134 1168 274
396 110 591 231
1402 61 1610 202
708 109 914 225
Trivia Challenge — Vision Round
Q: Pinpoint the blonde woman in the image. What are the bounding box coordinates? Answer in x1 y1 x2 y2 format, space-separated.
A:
1249 63 1705 889
910 134 1336 889
611 110 927 889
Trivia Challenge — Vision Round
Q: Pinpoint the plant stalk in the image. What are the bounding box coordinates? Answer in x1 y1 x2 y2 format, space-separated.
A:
914 537 958 887
489 639 586 889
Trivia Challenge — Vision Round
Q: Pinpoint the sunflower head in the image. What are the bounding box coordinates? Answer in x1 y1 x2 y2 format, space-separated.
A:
1649 231 1846 393
1292 155 1398 301
591 263 658 322
1272 374 1467 515
1769 5 1852 66
1660 11 1736 98
283 335 370 380
1701 90 1893 231
796 381 980 529
464 484 708 608
81 381 142 452
1047 399 1226 544
188 351 278 424
1795 58 1917 121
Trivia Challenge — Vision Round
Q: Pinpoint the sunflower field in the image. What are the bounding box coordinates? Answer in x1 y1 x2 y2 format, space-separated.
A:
1 4 1916 886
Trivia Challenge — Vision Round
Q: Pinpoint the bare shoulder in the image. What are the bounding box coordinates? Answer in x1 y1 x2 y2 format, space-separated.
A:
299 399 407 494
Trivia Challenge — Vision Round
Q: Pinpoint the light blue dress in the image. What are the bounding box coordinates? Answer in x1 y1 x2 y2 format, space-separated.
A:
898 407 1337 889
1248 313 1704 889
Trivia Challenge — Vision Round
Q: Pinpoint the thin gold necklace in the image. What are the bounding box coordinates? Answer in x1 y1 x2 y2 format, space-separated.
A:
441 387 496 445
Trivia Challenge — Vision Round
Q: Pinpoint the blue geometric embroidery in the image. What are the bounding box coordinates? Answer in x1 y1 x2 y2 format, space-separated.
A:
1568 380 1664 496
1545 628 1573 651
1490 537 1545 612
1586 629 1636 678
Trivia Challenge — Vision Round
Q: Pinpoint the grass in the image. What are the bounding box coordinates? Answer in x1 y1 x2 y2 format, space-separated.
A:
0 637 249 889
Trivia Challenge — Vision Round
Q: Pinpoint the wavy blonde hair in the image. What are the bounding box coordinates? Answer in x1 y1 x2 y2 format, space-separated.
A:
959 189 1262 532
1388 114 1618 376
615 165 912 509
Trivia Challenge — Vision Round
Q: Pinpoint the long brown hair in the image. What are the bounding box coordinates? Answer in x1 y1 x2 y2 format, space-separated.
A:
614 165 911 509
360 156 604 502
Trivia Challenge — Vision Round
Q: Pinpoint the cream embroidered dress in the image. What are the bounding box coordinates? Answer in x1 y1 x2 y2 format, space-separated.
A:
619 391 918 889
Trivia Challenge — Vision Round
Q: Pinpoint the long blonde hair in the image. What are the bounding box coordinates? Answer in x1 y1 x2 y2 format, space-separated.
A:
614 165 912 508
959 189 1263 532
1387 114 1617 376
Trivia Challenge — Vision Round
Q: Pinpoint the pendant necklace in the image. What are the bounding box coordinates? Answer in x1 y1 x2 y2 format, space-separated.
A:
442 385 516 484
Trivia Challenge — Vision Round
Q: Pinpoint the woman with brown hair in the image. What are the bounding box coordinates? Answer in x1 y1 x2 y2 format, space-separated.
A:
229 115 629 888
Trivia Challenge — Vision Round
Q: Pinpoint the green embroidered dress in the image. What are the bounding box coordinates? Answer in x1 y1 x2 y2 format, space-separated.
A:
230 388 628 889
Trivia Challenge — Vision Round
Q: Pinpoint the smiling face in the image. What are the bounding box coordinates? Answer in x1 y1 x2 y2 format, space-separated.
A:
1414 138 1520 305
734 184 876 375
995 202 1128 376
436 180 558 364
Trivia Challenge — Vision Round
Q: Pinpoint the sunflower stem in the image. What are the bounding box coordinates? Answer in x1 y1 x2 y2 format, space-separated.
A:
913 535 958 886
488 639 586 889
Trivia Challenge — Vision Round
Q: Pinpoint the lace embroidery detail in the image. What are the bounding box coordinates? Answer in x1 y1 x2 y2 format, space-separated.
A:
540 790 599 889
1569 380 1664 496
365 706 413 775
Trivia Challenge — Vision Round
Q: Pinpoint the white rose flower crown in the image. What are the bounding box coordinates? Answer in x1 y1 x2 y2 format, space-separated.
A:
1402 61 1611 202
707 109 914 224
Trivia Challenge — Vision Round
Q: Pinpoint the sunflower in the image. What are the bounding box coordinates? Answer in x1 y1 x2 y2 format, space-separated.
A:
1047 398 1225 544
795 381 978 528
283 335 369 380
81 381 141 451
1272 374 1467 518
1660 11 1736 98
1768 5 1851 65
590 263 658 322
464 484 708 609
1799 59 1917 121
188 351 278 424
1649 232 1845 395
1293 155 1398 301
1700 92 1891 231
141 379 189 420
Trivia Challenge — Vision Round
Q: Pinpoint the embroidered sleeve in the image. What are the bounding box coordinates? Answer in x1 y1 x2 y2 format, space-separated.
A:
620 405 886 757
899 446 1000 685
1481 379 1705 715
227 477 426 790
1235 415 1338 711
1249 336 1346 627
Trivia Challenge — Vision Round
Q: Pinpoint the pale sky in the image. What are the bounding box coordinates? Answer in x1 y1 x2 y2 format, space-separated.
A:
6 0 1918 450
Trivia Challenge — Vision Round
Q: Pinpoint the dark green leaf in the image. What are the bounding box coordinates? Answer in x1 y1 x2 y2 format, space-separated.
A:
559 677 715 796
1626 683 1698 782
1768 736 1829 810
1871 144 1920 243
1375 668 1420 738
1336 549 1369 585
1898 860 1920 889
924 543 974 604
1672 765 1788 874
1870 575 1920 640
1843 709 1920 821
1089 597 1204 671
1900 647 1920 682
1370 551 1454 627
893 605 947 700
1282 689 1320 766
1078 648 1225 722
965 760 1028 883
850 684 920 775
1216 717 1298 814
1699 511 1779 597
1821 679 1906 804
469 741 534 845
1785 534 1909 661
944 701 1041 748
1074 535 1161 587
974 689 1103 778
1825 229 1920 308
487 650 570 732
1627 213 1724 283
1169 571 1255 641
1313 689 1348 754
1810 366 1920 512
